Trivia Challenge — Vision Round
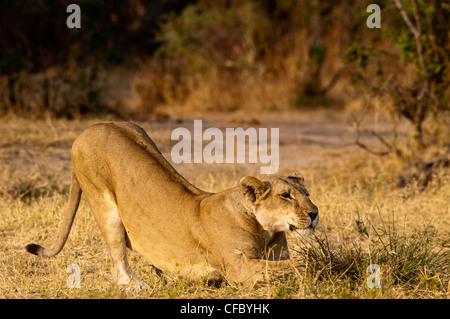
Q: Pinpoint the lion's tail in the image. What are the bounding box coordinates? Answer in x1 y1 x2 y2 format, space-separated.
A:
25 172 82 257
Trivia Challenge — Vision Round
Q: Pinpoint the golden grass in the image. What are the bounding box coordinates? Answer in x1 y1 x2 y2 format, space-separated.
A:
0 115 448 299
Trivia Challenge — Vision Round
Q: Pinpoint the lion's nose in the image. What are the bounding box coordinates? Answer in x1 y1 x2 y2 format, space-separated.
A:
307 212 318 221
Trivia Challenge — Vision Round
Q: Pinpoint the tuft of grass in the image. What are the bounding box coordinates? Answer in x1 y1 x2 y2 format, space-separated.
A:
274 211 450 298
363 211 449 293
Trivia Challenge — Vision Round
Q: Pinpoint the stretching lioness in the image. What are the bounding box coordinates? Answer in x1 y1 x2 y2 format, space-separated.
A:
26 122 318 287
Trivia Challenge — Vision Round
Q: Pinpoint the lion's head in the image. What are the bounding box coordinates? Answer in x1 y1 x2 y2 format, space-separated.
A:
240 173 319 236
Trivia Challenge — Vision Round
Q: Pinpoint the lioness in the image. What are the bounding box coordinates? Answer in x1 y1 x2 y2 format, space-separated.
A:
26 122 318 287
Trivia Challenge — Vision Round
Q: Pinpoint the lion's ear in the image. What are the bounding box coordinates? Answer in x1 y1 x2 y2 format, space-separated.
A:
288 172 304 183
239 176 267 203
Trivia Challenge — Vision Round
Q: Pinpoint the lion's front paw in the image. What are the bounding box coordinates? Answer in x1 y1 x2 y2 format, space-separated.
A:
118 275 149 290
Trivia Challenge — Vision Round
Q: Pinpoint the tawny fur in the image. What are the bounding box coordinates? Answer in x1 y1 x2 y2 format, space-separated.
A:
26 122 318 287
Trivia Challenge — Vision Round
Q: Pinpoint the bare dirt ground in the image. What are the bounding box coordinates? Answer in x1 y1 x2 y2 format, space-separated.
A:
0 109 410 190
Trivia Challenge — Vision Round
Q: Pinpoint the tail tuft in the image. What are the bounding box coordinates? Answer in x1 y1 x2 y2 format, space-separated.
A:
25 243 45 256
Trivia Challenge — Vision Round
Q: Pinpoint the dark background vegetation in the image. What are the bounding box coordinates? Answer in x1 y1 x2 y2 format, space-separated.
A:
0 0 448 151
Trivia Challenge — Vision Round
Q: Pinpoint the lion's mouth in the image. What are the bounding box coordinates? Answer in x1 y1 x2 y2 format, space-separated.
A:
288 223 315 234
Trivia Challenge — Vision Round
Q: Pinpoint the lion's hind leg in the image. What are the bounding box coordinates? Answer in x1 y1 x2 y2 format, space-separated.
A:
89 191 147 289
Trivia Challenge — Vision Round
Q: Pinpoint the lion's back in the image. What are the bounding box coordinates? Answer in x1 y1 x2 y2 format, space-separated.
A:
71 121 202 195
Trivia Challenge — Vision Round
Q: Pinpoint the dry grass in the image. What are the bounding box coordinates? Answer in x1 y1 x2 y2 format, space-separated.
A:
0 113 448 299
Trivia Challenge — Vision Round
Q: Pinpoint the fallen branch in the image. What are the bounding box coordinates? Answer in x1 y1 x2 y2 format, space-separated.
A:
352 114 392 157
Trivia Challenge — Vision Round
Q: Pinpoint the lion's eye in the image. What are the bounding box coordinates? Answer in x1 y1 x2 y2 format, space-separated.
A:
280 192 291 200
